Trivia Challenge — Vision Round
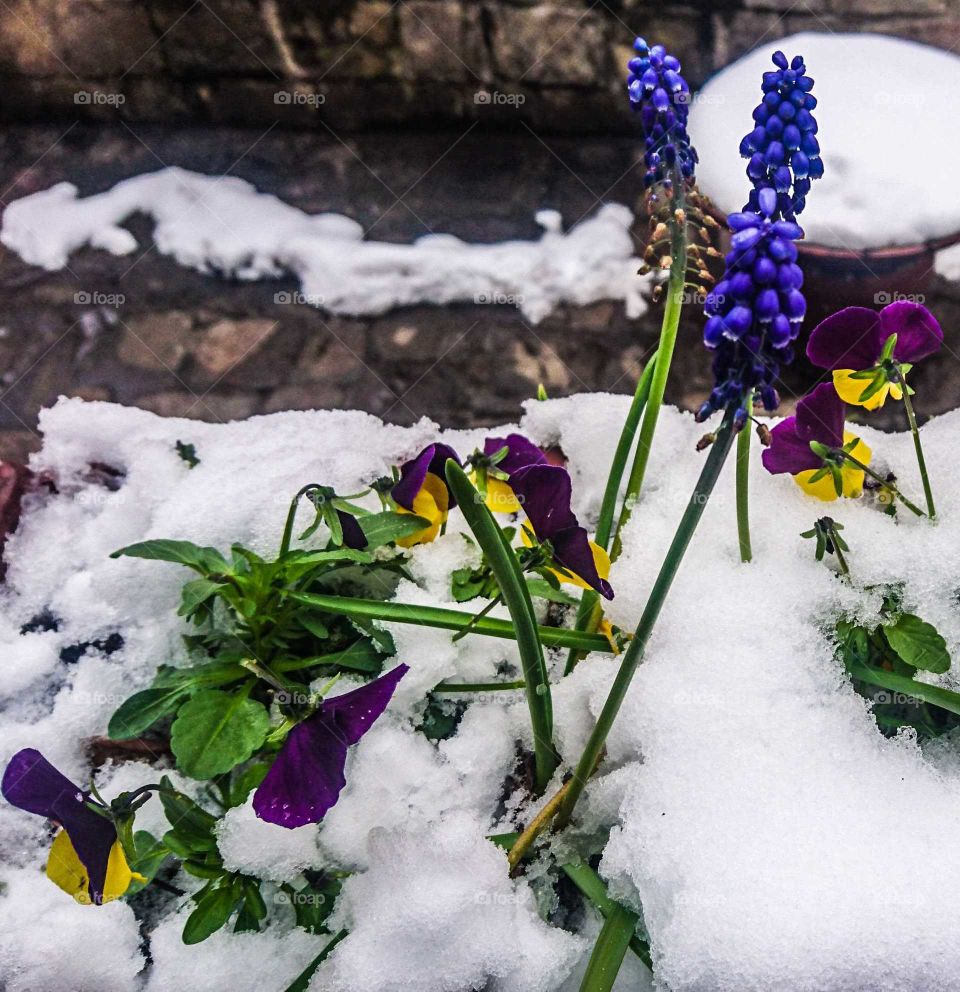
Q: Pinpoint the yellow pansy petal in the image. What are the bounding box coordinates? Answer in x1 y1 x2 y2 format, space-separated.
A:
46 832 137 905
590 541 611 581
793 469 840 501
598 617 621 655
46 829 92 903
840 431 871 498
832 370 890 410
102 840 138 903
396 473 448 548
482 476 522 515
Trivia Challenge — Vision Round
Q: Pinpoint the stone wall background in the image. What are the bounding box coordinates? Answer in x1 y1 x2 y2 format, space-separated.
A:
2 0 960 462
1 0 956 131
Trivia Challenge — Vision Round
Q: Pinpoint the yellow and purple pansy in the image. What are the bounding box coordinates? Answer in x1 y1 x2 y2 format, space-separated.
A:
2 749 143 905
510 462 613 599
761 382 871 501
473 434 547 514
391 443 461 547
806 301 943 410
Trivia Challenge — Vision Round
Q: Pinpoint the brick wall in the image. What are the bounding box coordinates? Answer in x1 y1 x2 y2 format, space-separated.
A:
1 0 956 131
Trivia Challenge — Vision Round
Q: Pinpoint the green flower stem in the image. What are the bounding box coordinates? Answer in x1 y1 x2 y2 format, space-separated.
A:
579 903 639 992
445 462 558 792
432 679 526 693
612 211 689 561
564 350 658 675
562 861 652 972
837 449 925 517
827 521 850 576
899 384 936 519
736 396 753 563
291 592 613 655
555 405 739 829
280 484 317 556
452 593 502 642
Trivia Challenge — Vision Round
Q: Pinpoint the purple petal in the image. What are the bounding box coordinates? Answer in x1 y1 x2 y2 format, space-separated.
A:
761 417 822 475
391 443 460 511
2 749 117 904
323 663 409 745
796 382 846 449
551 527 613 600
252 712 349 828
337 510 368 551
508 464 577 540
483 434 547 478
253 665 408 829
806 307 882 371
880 302 943 364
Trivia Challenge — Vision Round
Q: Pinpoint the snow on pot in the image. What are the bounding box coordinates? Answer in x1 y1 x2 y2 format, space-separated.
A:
690 32 960 312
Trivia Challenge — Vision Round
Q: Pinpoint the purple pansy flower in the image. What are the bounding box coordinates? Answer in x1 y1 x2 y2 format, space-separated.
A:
253 664 408 829
391 443 460 512
761 382 872 501
476 434 548 515
509 464 613 600
2 749 138 904
483 434 547 476
806 302 943 410
337 509 368 551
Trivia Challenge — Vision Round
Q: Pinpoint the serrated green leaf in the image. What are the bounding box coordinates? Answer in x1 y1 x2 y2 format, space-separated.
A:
171 690 271 780
883 613 951 674
182 884 240 944
358 511 431 550
112 539 230 576
108 686 189 740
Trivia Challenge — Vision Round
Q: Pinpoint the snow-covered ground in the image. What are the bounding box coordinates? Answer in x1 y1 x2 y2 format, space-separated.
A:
2 395 960 991
691 32 960 252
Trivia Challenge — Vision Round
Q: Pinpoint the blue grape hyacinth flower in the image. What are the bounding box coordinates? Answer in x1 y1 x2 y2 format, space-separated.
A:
739 51 822 220
627 37 698 188
696 187 806 426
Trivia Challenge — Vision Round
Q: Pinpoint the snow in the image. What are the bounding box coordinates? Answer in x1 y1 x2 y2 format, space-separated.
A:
3 394 960 989
0 167 651 323
690 33 960 250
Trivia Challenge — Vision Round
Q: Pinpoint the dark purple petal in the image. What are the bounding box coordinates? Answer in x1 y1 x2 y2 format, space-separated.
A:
483 434 547 478
880 302 943 364
806 307 882 371
2 749 117 904
761 417 822 475
795 381 846 448
508 464 578 540
253 665 407 829
391 443 461 511
323 664 409 745
252 712 349 828
337 510 368 551
551 527 613 600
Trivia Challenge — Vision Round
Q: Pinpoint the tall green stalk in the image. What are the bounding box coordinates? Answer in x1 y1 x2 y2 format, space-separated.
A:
736 393 753 563
900 385 935 519
444 462 558 792
555 405 738 829
579 904 639 992
564 350 658 675
612 204 689 560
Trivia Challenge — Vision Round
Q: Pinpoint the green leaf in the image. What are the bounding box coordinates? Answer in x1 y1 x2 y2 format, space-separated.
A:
158 776 218 850
358 511 431 550
108 686 189 739
111 539 230 576
284 931 348 992
182 883 241 944
171 690 271 780
125 830 170 896
179 578 226 618
845 659 960 718
883 613 951 674
224 763 270 808
296 614 330 641
175 440 200 468
152 661 247 691
525 577 579 605
275 639 384 676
